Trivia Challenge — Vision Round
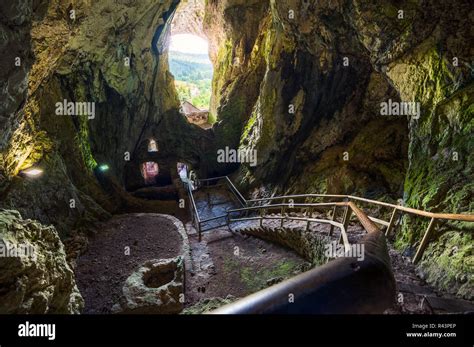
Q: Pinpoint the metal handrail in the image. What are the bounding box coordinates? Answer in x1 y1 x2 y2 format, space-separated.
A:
227 201 364 253
247 193 347 204
228 202 342 212
190 176 246 240
186 182 202 240
229 193 473 263
224 176 247 206
187 183 201 223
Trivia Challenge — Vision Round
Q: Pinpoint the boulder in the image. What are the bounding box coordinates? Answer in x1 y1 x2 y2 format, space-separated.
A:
112 257 184 314
0 209 84 314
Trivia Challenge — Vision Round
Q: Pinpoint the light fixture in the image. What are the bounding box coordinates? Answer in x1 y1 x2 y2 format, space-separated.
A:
98 164 109 172
21 167 43 177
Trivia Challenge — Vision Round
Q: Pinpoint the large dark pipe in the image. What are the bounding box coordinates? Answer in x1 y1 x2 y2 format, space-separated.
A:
211 230 395 314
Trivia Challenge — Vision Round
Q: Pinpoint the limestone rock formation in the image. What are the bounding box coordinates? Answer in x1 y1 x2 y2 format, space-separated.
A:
0 209 84 314
0 0 34 151
203 0 409 196
0 0 210 236
204 0 472 299
112 257 184 314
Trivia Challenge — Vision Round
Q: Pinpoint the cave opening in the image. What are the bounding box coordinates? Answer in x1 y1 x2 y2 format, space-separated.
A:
168 0 214 129
148 138 159 152
177 162 189 181
141 162 159 185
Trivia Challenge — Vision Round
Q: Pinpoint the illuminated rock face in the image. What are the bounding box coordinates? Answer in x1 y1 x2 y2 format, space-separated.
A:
0 209 84 314
171 0 206 38
0 0 209 234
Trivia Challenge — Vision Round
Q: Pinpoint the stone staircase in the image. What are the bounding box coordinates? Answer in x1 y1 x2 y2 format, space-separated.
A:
231 214 474 314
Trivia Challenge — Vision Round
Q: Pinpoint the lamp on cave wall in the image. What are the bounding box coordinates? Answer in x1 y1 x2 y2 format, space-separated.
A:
20 167 44 178
98 164 110 172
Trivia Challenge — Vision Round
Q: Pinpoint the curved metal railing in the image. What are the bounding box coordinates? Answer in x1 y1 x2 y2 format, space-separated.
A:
241 193 474 263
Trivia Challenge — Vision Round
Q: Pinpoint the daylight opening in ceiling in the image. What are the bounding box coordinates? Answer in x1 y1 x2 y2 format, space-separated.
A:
168 0 213 128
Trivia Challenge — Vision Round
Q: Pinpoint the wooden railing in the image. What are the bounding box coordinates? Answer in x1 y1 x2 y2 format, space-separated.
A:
187 175 473 263
243 193 474 263
227 200 380 254
203 177 472 314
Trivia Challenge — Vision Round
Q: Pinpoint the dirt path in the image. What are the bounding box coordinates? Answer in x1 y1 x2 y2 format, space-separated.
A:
74 184 469 314
75 214 184 314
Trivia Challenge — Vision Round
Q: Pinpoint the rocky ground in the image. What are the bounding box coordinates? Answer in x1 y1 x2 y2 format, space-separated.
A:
72 191 308 314
228 215 474 314
385 244 474 314
0 209 83 314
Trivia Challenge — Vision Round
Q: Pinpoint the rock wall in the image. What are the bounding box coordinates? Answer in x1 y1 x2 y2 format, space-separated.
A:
204 0 409 195
347 0 473 299
203 0 271 175
0 0 472 301
0 209 83 313
0 0 212 235
205 0 472 298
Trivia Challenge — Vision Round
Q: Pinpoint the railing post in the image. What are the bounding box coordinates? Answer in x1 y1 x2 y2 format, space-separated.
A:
280 205 285 228
413 218 437 264
306 207 312 231
385 207 399 236
329 206 337 236
260 208 264 227
342 205 352 231
198 221 202 242
338 205 352 245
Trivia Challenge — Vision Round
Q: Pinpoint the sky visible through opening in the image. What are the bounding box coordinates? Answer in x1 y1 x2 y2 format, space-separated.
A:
168 34 213 111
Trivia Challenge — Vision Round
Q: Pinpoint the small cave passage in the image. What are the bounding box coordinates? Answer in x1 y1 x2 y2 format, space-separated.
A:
148 139 159 152
141 162 159 185
177 162 188 181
